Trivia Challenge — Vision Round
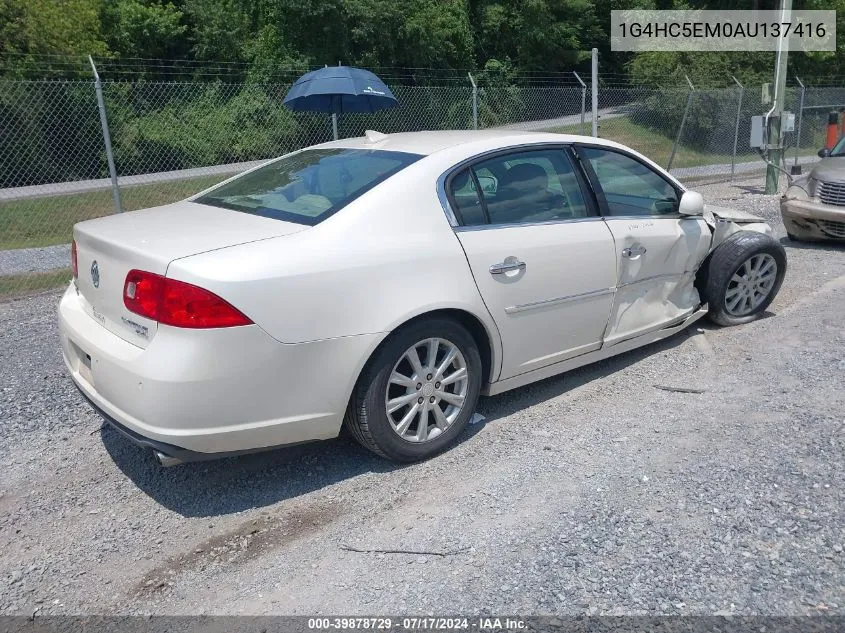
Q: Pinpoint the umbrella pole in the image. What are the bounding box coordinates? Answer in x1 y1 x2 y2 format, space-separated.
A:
331 113 339 140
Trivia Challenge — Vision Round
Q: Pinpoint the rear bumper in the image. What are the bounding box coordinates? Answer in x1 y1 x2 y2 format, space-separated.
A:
780 197 845 240
58 284 381 456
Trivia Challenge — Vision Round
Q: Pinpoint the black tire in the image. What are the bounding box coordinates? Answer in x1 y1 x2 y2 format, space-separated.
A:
704 231 787 327
344 318 482 462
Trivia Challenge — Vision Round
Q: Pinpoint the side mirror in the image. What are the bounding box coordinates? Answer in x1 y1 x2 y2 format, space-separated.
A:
678 190 704 216
818 147 831 158
473 175 497 194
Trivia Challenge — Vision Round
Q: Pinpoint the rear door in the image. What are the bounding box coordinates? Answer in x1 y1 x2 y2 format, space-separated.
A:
574 145 711 346
448 147 618 380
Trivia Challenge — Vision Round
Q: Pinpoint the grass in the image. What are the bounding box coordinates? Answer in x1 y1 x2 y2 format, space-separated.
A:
0 267 72 300
546 116 820 171
0 173 227 250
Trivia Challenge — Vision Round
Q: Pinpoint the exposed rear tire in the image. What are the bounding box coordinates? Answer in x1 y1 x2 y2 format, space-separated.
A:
704 231 786 327
344 318 482 462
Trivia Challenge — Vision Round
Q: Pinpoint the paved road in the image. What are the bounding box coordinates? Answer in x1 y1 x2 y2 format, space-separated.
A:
1 179 843 616
498 106 627 132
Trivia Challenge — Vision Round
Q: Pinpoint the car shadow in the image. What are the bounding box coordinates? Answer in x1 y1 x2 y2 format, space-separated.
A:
780 236 845 251
102 324 712 518
100 411 489 518
476 327 694 425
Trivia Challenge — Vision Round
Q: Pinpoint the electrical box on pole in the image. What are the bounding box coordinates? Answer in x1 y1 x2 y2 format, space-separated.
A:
750 116 766 149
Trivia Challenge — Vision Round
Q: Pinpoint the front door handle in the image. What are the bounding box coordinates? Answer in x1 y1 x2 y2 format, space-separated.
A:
489 257 526 275
622 246 647 258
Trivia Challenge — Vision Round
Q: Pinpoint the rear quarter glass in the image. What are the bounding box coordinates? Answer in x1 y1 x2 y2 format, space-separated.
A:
195 148 422 226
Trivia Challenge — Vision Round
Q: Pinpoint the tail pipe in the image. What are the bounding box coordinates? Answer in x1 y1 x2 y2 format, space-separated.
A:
154 451 184 467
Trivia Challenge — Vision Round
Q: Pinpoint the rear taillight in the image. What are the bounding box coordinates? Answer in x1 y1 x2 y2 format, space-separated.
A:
71 240 78 278
123 270 252 329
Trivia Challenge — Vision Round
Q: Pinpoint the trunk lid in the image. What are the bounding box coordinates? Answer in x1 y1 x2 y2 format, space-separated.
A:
73 200 306 348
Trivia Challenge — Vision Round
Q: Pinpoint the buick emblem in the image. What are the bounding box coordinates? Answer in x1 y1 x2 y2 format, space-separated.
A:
90 260 100 288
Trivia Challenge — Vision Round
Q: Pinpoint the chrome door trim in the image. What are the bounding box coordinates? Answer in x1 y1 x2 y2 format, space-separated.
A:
504 287 616 315
615 271 691 289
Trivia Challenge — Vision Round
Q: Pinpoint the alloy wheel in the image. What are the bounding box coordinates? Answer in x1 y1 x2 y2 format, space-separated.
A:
724 253 778 316
384 337 469 443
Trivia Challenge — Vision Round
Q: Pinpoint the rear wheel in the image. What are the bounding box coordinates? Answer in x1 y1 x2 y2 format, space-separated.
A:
703 231 786 326
345 318 482 461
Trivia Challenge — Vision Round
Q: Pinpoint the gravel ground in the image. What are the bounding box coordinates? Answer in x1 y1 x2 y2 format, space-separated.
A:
1 177 843 616
0 244 70 275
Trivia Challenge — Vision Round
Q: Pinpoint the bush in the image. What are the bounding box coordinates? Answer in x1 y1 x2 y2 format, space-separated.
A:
106 82 330 175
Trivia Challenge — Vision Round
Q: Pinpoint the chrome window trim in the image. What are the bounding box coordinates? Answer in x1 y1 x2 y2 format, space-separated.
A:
436 180 460 226
436 142 598 230
505 287 616 315
454 216 605 232
601 214 692 221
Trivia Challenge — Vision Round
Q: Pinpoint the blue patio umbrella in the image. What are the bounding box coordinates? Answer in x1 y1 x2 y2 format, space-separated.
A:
283 66 398 139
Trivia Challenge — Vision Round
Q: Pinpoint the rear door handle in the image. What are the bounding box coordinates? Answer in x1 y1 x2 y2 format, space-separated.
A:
489 257 526 275
622 246 647 258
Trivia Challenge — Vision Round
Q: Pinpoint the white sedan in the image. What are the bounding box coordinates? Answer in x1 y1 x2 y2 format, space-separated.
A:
59 130 786 465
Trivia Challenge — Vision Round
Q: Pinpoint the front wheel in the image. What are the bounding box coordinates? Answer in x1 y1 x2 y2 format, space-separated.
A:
344 318 482 462
703 231 787 327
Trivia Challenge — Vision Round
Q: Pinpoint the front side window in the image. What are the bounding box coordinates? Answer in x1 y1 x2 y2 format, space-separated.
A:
196 148 422 225
448 148 591 226
578 147 679 217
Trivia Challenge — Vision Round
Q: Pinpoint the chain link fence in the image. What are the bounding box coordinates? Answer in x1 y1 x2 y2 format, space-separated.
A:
1 70 843 298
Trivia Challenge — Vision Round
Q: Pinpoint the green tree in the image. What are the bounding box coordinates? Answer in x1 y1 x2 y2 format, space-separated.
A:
0 0 108 58
100 0 188 59
470 0 602 72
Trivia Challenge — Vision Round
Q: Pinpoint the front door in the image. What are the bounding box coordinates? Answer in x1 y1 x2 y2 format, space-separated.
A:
575 145 712 346
447 147 618 380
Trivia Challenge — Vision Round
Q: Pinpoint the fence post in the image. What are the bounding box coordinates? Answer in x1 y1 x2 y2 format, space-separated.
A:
88 56 122 214
573 71 587 135
668 75 695 172
794 76 805 167
591 48 598 137
730 75 744 181
468 73 478 130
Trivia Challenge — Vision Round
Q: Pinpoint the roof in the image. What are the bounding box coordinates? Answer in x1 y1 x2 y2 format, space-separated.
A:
317 129 620 156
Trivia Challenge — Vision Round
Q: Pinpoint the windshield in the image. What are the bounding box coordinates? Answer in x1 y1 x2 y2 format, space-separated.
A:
831 136 845 157
196 148 422 225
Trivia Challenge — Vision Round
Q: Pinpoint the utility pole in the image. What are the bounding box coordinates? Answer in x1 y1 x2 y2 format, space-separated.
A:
766 0 792 194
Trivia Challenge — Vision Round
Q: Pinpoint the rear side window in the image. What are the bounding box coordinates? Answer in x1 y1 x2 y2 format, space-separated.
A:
447 148 591 227
196 148 422 225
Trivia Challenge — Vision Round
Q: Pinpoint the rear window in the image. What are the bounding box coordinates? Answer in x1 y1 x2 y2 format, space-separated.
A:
195 148 422 225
